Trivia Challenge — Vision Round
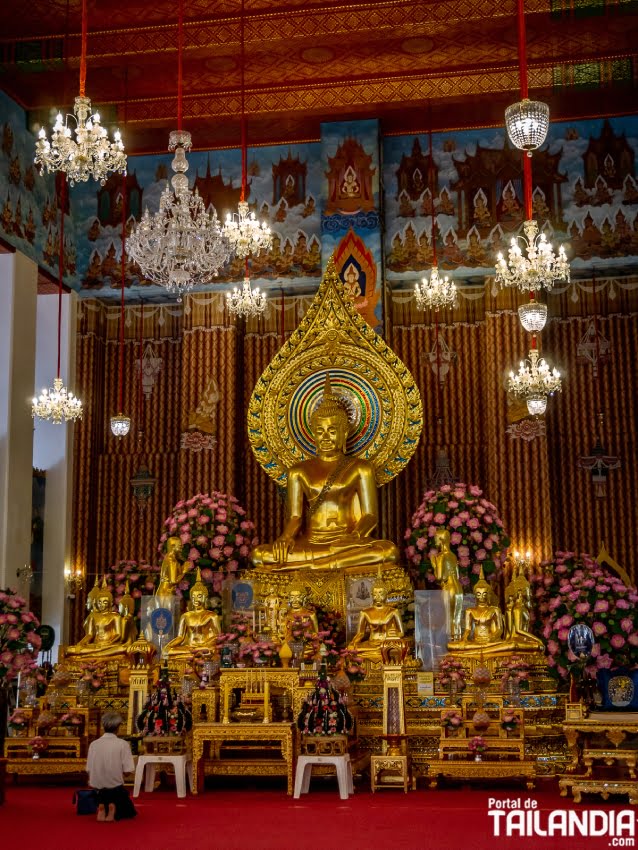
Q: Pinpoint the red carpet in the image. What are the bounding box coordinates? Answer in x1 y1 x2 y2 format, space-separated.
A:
0 778 634 850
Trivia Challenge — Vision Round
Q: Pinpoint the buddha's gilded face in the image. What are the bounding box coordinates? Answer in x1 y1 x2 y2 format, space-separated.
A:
191 590 207 609
94 594 111 613
372 586 387 605
167 537 181 555
475 587 490 606
289 590 304 609
312 415 347 455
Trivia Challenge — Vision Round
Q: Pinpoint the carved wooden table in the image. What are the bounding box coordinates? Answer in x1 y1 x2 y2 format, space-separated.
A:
426 758 536 789
562 713 638 772
192 722 296 795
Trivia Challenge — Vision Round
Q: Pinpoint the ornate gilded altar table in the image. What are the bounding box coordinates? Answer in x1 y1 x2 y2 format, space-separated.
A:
425 758 536 789
191 722 296 795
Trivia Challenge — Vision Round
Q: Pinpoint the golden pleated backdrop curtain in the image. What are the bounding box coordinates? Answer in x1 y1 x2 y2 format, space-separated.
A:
544 313 638 576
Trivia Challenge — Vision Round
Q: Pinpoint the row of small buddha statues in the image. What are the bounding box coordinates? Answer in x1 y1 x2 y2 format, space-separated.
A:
64 539 542 666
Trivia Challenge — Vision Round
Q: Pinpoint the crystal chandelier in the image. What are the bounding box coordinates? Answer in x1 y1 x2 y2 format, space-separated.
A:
508 347 561 416
223 0 272 259
415 266 457 311
227 275 267 318
496 220 569 293
517 300 547 333
32 377 83 423
33 0 125 186
110 412 131 437
128 131 229 301
32 176 83 425
505 99 550 156
224 200 272 259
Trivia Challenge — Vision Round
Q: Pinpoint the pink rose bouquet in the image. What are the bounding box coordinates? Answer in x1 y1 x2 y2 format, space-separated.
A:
405 483 509 588
159 492 258 590
0 588 41 684
532 551 638 681
104 560 160 617
437 655 467 691
469 735 487 754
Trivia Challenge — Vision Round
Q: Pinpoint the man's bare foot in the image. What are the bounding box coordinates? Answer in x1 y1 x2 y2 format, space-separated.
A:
105 804 116 822
96 804 106 822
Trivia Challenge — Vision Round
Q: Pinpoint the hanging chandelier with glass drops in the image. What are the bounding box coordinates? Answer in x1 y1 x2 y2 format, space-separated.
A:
496 219 569 294
34 0 125 186
504 0 549 156
127 129 229 301
223 0 272 259
507 346 561 417
414 129 456 312
517 299 548 333
227 268 267 318
32 177 83 424
127 1 229 301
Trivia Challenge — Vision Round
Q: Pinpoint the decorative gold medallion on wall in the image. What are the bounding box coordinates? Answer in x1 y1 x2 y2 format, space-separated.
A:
247 256 423 486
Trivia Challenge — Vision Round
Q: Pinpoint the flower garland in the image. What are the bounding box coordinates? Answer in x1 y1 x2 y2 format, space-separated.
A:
532 551 638 680
0 589 41 683
405 483 509 588
159 492 258 593
8 708 29 730
296 673 353 736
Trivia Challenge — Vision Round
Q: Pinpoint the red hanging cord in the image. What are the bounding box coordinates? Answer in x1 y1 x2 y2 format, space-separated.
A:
57 176 66 379
429 127 437 266
79 0 88 98
177 0 184 131
137 302 144 438
118 174 127 412
517 0 529 100
240 0 247 201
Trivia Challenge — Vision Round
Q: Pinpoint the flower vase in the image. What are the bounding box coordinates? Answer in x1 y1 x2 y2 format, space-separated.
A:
32 752 40 760
474 753 482 762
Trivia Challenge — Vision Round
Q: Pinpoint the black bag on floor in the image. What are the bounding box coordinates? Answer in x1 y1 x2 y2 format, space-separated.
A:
73 788 98 815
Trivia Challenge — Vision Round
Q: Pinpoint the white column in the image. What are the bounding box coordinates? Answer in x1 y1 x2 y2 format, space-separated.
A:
33 290 77 651
0 252 38 592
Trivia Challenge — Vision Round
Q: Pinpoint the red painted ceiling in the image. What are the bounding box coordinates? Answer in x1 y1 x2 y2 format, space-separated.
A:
1 0 637 153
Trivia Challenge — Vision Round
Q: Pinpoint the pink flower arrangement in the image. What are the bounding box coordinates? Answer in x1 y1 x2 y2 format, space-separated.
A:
159 492 258 585
441 709 463 729
0 589 41 684
405 483 509 588
469 735 487 754
500 655 531 692
532 552 638 680
104 560 160 617
437 655 467 691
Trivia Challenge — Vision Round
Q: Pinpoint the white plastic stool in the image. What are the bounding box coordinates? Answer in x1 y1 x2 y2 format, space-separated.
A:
133 753 193 798
293 754 354 800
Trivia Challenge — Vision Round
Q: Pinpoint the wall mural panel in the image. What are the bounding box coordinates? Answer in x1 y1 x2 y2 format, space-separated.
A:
69 142 322 301
383 116 638 285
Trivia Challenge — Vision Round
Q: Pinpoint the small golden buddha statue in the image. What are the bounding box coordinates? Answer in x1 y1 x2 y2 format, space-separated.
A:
118 580 138 645
347 577 406 661
66 580 132 658
163 569 221 660
280 582 319 644
504 566 544 651
251 374 398 572
157 536 189 597
432 529 464 641
448 568 543 656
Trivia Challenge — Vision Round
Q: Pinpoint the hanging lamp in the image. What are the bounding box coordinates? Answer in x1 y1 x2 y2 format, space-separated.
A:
504 0 549 155
127 0 229 300
32 177 83 423
223 0 272 261
34 0 126 185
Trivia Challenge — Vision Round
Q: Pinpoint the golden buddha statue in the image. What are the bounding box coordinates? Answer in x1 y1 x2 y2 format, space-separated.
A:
280 582 319 643
448 568 543 656
251 375 398 572
118 580 138 645
432 528 463 641
156 536 189 597
163 569 221 660
504 566 544 650
347 576 406 661
66 580 132 658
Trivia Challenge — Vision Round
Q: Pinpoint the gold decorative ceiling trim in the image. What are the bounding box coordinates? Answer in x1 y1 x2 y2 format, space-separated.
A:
121 67 555 123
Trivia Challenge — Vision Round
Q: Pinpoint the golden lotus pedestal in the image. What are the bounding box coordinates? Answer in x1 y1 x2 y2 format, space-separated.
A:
250 563 413 621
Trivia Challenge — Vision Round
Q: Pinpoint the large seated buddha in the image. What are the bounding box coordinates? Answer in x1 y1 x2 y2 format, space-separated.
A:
252 375 398 572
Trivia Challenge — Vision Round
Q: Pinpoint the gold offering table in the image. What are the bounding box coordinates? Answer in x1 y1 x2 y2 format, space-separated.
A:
426 758 536 789
559 710 638 805
192 722 296 795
